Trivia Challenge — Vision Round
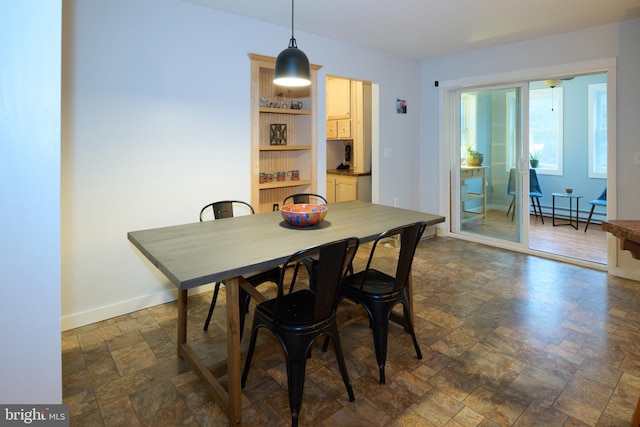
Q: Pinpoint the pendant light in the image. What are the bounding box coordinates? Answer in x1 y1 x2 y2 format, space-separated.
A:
273 0 310 87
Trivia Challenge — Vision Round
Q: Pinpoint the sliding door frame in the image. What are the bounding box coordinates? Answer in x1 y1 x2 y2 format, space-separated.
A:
447 82 530 249
437 58 617 271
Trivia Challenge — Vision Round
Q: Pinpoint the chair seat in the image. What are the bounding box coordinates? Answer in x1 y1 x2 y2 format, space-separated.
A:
343 270 397 296
255 289 326 329
590 199 607 206
508 191 541 198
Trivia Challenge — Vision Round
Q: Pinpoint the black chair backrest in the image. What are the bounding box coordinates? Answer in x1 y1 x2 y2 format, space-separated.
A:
199 200 254 222
283 193 328 205
358 222 427 293
278 237 359 322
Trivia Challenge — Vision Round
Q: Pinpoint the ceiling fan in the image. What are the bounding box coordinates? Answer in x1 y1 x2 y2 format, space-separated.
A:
541 77 573 111
542 77 574 88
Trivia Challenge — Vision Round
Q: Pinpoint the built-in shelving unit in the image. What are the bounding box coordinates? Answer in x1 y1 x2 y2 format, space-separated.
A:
249 53 322 212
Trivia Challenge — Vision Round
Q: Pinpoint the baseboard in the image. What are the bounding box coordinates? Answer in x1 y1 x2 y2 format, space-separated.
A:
492 203 606 224
608 264 640 282
422 225 437 239
61 283 214 331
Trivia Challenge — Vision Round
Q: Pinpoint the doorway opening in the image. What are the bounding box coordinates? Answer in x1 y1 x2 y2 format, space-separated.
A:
325 75 373 204
443 60 615 269
527 74 607 264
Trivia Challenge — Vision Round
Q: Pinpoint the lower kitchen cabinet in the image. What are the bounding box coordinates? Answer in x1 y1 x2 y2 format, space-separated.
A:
326 173 371 203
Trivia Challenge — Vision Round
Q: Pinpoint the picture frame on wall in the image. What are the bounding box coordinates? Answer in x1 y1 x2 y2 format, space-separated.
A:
270 124 287 145
396 98 407 114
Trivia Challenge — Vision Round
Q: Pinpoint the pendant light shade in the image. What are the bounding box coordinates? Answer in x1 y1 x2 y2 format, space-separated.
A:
273 0 310 87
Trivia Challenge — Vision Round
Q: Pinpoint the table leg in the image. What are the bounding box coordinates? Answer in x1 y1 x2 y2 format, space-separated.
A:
552 196 556 226
177 280 244 425
632 395 640 427
225 277 243 425
178 289 188 357
568 198 578 230
569 198 573 228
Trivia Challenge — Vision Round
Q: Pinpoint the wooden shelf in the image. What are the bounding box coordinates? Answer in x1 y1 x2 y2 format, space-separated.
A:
461 192 484 203
260 107 311 115
259 145 312 151
258 180 312 190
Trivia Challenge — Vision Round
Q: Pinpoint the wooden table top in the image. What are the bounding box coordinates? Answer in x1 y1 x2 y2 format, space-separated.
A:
602 220 640 244
128 201 445 290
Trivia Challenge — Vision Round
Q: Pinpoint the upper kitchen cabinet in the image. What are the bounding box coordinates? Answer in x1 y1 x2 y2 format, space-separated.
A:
326 77 371 174
249 53 322 213
326 77 351 120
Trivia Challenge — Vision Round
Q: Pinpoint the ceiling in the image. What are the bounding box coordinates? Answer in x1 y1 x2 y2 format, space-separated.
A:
185 0 640 60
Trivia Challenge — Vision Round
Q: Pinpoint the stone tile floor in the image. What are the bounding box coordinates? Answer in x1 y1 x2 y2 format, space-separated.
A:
62 237 640 426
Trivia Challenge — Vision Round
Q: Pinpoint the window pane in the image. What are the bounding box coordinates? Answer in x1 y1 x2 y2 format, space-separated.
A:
529 87 563 175
589 83 607 178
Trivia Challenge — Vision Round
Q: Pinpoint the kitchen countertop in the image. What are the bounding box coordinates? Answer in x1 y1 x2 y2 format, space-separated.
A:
327 169 371 177
601 220 640 260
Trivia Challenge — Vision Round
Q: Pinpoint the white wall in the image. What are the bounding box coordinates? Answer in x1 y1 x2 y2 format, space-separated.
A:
63 1 640 329
419 19 640 277
0 1 62 402
61 0 421 329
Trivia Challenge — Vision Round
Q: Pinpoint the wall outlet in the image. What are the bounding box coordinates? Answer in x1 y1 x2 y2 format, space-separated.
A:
634 152 640 165
394 197 400 207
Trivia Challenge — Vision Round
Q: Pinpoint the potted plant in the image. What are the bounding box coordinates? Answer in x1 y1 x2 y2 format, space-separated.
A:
466 144 483 166
530 150 542 168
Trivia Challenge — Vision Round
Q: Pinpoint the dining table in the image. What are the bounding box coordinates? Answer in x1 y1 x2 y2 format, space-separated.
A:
127 200 445 425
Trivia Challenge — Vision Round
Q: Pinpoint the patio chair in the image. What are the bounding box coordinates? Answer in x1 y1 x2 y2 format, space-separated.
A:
507 168 544 223
584 187 607 232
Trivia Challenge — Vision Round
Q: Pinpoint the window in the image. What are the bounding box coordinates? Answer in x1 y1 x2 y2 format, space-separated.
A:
506 91 517 170
588 83 607 178
460 92 477 160
529 87 563 176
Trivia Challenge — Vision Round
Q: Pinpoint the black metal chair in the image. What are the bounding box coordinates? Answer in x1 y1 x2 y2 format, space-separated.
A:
328 222 426 385
282 193 329 293
199 200 253 221
282 193 328 206
507 168 544 223
199 201 280 334
241 237 359 427
585 187 607 232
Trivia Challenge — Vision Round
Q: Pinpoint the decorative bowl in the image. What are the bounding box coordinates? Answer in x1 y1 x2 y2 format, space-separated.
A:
280 204 328 227
565 188 573 194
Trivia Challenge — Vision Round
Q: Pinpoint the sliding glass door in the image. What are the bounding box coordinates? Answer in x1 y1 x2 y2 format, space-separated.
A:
452 84 529 244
